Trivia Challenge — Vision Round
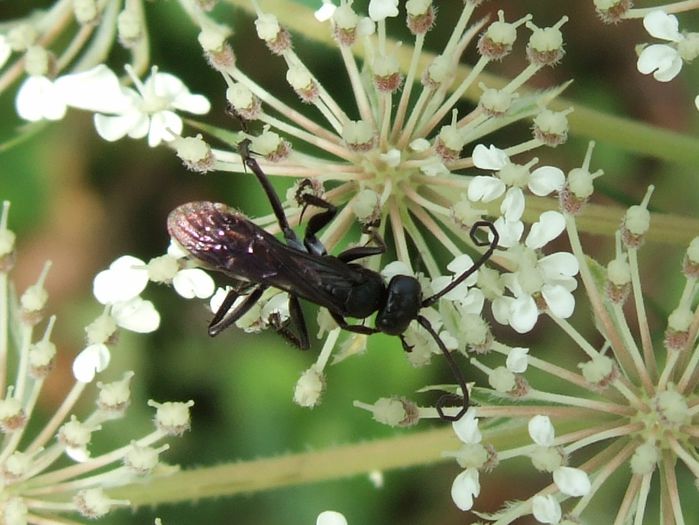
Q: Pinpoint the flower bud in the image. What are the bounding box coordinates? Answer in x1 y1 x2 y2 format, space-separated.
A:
293 365 325 408
198 26 235 69
333 3 360 46
117 6 142 48
226 83 261 120
174 135 215 173
73 0 99 25
526 18 567 67
342 120 375 152
406 0 435 35
149 400 194 436
478 11 517 60
593 0 633 24
532 108 570 147
664 307 693 351
255 13 291 55
251 129 291 162
479 85 514 117
683 237 699 278
97 371 134 416
373 55 402 93
287 65 318 103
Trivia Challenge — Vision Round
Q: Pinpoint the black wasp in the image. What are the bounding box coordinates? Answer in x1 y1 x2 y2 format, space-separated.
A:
167 139 499 421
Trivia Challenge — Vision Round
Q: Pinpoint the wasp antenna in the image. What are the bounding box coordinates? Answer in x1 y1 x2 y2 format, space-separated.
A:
417 315 469 422
422 220 499 308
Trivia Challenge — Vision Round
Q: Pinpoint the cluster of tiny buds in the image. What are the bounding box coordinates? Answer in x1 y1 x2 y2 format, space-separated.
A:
593 0 633 25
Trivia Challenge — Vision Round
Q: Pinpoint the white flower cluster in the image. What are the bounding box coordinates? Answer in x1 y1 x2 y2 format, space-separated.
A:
0 202 193 524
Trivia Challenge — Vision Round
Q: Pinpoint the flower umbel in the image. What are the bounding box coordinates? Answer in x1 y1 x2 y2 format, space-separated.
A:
0 202 192 523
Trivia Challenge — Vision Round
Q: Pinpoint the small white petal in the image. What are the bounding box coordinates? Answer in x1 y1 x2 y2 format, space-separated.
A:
368 0 399 21
526 211 565 249
168 240 188 259
447 254 476 278
111 297 160 333
456 288 484 314
0 35 10 68
210 287 231 313
314 2 337 22
472 144 509 170
506 347 529 373
529 166 565 196
643 10 681 42
541 284 575 319
532 494 562 524
380 261 412 280
316 511 347 525
492 217 523 249
451 468 480 511
637 44 682 81
173 92 211 115
510 295 538 333
173 268 215 299
467 176 505 202
501 187 525 222
379 148 401 167
538 252 579 279
93 256 148 304
695 94 699 111
147 110 182 146
16 76 67 122
491 296 512 325
54 65 131 113
553 466 591 497
94 111 147 142
452 408 481 444
65 446 90 463
72 344 110 383
528 415 555 446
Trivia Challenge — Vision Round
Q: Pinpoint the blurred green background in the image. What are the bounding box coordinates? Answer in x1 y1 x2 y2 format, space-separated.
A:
1 1 698 523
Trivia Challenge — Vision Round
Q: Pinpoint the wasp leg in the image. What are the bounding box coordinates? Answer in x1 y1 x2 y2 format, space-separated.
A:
336 228 386 263
416 314 469 422
238 139 304 251
209 286 266 337
330 312 380 335
422 220 499 308
268 294 310 350
296 183 337 256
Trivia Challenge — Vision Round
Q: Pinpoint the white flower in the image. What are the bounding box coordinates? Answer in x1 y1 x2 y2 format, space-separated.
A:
316 510 348 525
73 343 111 383
451 468 480 511
16 75 68 122
93 255 149 305
91 66 211 147
314 1 337 22
532 494 562 524
496 212 578 333
469 145 564 221
172 268 215 299
528 415 591 498
506 347 529 373
637 11 684 81
111 296 160 333
368 0 399 21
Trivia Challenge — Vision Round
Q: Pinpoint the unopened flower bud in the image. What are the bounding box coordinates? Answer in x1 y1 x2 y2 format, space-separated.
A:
422 54 451 88
175 135 215 173
655 388 688 426
124 442 167 475
435 115 466 162
605 257 631 304
3 451 31 481
683 237 699 278
255 13 291 55
593 0 633 24
526 18 567 67
74 488 126 519
147 255 179 284
352 189 381 225
406 0 435 35
198 27 235 69
8 24 38 52
0 395 26 432
251 130 291 162
579 355 617 388
560 166 600 215
29 339 56 378
479 85 514 116
361 397 419 427
532 108 570 147
117 6 142 47
664 308 693 351
97 371 134 415
287 65 318 103
630 441 659 475
24 45 51 77
59 416 99 451
478 11 518 60
149 400 194 436
333 3 360 46
73 0 99 25
85 313 118 345
342 120 375 151
226 83 261 120
293 365 325 408
373 55 402 93
621 205 651 248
